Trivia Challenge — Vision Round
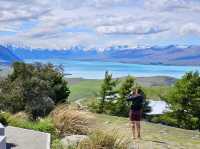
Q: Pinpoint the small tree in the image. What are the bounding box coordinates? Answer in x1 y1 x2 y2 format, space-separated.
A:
99 71 117 113
113 76 135 116
113 76 151 117
23 77 55 120
0 62 70 120
166 71 200 130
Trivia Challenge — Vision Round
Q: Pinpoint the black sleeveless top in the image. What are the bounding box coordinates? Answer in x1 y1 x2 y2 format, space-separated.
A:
127 95 144 111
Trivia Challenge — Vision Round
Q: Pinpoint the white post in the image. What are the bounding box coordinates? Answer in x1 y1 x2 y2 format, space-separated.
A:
0 123 6 149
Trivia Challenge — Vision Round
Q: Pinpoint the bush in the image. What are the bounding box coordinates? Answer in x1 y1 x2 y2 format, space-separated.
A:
52 105 94 137
159 113 179 127
147 113 178 127
0 112 9 125
147 115 161 124
0 62 70 120
51 139 64 149
88 99 101 113
166 71 200 130
77 130 130 149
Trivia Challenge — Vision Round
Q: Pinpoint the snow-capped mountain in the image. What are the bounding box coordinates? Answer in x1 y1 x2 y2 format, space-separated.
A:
0 45 21 64
2 44 200 66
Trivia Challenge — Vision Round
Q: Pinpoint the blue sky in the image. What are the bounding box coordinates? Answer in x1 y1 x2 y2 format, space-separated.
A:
0 0 200 49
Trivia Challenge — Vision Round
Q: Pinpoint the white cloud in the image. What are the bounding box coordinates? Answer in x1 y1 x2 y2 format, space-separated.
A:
0 0 200 49
180 23 200 36
96 21 168 35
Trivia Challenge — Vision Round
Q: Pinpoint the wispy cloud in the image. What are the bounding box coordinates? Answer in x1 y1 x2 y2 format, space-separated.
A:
180 23 200 36
0 0 200 49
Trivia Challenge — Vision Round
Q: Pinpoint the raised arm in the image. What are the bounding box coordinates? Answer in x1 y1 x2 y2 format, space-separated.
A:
127 95 138 101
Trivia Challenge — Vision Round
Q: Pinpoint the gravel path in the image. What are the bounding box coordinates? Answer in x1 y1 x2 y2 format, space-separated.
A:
5 126 50 149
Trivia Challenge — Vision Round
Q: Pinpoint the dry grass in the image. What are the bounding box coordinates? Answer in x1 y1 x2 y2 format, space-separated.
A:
13 112 29 120
51 104 95 137
77 130 130 149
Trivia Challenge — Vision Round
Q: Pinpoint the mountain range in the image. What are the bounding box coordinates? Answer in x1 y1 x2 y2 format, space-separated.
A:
0 45 21 64
0 44 200 66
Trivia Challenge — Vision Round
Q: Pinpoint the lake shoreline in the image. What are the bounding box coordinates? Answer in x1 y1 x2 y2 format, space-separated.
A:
2 59 200 79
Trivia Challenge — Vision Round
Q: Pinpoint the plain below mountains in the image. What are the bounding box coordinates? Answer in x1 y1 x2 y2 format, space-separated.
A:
1 44 200 66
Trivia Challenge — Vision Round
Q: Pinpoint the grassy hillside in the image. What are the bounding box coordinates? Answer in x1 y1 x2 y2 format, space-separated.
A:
67 78 102 101
67 77 174 101
94 113 200 149
135 76 176 87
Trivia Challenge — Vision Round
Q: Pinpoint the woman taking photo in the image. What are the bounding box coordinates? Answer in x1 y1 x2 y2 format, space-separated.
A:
127 88 144 140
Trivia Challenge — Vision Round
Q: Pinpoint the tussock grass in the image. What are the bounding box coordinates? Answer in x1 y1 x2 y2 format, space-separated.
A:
52 105 95 136
77 130 130 149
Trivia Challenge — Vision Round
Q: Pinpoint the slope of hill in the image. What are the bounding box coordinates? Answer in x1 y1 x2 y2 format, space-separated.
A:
4 44 200 66
135 76 176 87
94 113 200 149
0 45 21 64
67 76 176 101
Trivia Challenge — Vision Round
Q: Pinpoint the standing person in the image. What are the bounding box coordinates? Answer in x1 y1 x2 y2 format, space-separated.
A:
127 88 144 139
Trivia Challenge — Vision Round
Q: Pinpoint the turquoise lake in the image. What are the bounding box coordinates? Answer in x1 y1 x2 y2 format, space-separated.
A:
25 59 200 79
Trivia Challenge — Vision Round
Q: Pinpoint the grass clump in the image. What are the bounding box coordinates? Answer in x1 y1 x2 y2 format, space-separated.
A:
51 139 65 149
52 105 94 137
77 130 130 149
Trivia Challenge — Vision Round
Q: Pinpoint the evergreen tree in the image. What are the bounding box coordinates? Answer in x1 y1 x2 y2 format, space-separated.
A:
113 76 135 116
113 76 151 117
0 62 70 120
99 71 117 113
166 71 200 130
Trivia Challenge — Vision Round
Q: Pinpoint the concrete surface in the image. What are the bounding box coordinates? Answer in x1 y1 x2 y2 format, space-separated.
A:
5 126 50 149
0 123 5 136
0 136 6 149
0 123 6 149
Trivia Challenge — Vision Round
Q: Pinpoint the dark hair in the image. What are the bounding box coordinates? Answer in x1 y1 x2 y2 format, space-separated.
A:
137 88 143 94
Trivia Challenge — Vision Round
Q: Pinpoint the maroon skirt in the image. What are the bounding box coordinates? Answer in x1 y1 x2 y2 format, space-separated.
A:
129 110 142 121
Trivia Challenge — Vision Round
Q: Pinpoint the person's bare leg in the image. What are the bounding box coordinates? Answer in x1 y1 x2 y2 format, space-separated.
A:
136 121 141 139
131 121 136 139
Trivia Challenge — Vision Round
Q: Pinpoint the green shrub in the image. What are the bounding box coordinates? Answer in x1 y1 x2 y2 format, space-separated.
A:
148 115 161 123
166 71 200 130
88 99 101 113
159 113 178 127
51 139 64 149
0 62 70 120
147 113 178 127
0 112 10 125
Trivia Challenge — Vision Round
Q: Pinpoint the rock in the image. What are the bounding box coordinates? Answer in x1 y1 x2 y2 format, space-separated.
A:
61 135 88 147
104 121 111 124
160 130 168 135
192 134 199 139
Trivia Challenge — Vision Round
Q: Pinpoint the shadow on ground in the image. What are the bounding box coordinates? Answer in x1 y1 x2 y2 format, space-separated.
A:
6 143 16 149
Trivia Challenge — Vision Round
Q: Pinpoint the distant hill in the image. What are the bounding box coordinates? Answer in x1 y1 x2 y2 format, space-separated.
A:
4 44 200 66
67 76 177 87
135 76 177 87
0 45 21 64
